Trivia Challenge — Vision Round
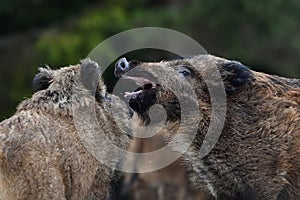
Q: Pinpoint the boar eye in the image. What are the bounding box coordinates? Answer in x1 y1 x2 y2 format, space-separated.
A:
178 66 191 78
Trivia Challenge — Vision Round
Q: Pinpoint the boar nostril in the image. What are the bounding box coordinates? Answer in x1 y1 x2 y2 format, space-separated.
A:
120 61 126 69
114 57 129 77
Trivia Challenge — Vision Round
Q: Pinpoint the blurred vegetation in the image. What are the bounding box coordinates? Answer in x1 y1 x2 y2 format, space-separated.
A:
0 0 299 120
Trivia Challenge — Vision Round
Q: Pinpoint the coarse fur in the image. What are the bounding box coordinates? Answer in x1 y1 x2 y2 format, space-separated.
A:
115 54 300 200
120 120 209 200
0 59 131 200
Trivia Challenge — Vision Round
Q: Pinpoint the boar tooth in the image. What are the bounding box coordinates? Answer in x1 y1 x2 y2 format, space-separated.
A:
124 90 143 98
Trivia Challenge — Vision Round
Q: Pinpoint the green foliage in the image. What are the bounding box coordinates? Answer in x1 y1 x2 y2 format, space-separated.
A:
36 0 300 76
0 0 98 35
36 5 133 66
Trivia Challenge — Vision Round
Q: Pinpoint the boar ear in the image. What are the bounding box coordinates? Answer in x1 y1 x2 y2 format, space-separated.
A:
80 58 101 93
219 61 254 93
32 66 54 92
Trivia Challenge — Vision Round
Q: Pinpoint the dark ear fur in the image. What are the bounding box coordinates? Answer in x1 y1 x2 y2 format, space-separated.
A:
219 61 254 93
32 66 54 92
80 58 101 93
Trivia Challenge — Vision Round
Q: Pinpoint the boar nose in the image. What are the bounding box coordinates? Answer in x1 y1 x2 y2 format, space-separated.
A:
114 57 129 78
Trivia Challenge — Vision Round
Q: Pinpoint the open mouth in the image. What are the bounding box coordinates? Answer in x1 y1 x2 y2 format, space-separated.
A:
122 75 159 98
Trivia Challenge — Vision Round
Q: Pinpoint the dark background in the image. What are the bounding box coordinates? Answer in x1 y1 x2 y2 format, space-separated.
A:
1 0 300 120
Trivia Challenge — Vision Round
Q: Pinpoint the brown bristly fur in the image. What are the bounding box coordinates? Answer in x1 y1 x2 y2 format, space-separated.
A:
123 54 300 200
0 59 131 200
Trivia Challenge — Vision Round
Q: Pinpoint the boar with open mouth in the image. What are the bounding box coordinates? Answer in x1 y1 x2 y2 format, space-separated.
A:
115 55 300 200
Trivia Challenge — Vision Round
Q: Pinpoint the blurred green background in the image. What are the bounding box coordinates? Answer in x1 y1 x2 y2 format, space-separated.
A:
0 0 299 120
